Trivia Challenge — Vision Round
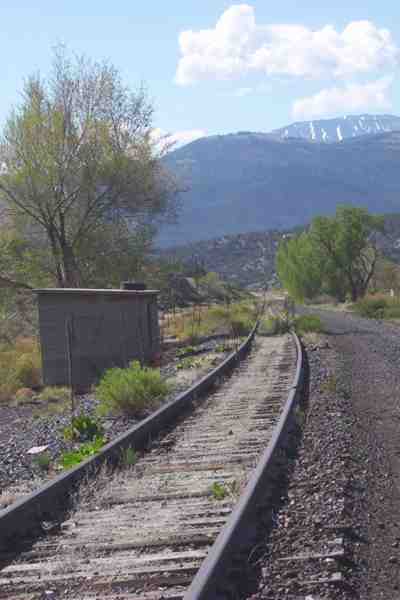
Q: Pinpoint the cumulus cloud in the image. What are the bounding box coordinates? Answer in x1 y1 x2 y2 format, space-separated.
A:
292 77 393 119
152 128 206 151
175 4 399 85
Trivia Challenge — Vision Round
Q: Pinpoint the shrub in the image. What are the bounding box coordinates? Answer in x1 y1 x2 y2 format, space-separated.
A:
63 414 104 442
383 305 400 319
0 336 41 402
15 352 42 388
96 360 170 416
294 314 324 334
353 296 388 319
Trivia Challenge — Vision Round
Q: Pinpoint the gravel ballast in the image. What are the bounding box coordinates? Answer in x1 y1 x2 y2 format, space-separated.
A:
248 310 400 600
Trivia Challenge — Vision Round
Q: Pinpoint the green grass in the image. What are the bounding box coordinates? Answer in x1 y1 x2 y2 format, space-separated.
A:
352 295 400 320
59 436 105 470
96 360 170 416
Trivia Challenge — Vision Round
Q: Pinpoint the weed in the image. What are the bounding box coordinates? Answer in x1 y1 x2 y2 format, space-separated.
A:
214 342 233 353
211 481 229 500
59 436 105 470
295 407 306 427
33 452 52 472
96 360 170 416
120 446 137 467
321 375 337 394
176 356 204 370
63 414 104 442
176 346 197 358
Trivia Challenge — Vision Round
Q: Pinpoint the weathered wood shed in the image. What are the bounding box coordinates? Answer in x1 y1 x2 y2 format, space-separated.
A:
35 288 160 389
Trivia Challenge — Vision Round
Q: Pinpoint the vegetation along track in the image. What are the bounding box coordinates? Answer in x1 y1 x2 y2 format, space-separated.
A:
0 333 301 599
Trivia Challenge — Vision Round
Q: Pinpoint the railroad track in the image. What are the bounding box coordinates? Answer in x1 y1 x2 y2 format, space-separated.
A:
0 331 302 599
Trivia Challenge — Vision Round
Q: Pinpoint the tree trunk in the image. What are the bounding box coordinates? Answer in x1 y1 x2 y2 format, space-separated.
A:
60 243 80 287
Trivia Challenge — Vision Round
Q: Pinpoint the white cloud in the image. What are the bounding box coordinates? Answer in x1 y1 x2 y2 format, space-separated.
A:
175 4 399 85
152 128 206 151
292 77 393 120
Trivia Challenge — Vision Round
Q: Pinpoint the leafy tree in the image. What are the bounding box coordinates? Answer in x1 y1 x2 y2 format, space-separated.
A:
277 206 384 302
0 46 179 288
276 232 322 302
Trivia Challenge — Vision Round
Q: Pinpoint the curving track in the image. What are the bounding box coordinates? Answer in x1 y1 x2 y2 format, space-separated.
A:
0 333 299 600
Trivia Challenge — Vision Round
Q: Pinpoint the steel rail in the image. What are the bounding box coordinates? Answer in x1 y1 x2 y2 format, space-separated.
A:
0 326 258 548
185 331 304 599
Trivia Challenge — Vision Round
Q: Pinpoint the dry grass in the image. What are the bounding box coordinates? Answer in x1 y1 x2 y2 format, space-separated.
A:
0 336 42 403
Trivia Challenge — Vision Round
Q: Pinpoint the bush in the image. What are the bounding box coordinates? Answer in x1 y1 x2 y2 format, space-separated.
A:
353 296 388 319
96 360 170 416
383 305 400 319
294 314 324 334
63 414 104 442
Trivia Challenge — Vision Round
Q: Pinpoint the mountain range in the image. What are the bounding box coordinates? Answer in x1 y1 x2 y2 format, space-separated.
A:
269 114 400 144
160 115 400 246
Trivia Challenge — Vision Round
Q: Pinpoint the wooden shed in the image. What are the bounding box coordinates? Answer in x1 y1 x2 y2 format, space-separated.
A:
35 288 160 389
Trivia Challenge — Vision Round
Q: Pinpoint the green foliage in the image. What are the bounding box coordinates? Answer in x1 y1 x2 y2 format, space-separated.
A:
176 356 204 370
277 206 384 303
352 295 400 320
120 446 137 467
294 314 324 334
214 342 233 353
59 436 105 470
353 296 387 318
33 452 52 472
63 414 104 442
211 481 229 500
258 315 291 336
96 360 169 416
0 46 178 288
277 233 322 302
176 346 197 358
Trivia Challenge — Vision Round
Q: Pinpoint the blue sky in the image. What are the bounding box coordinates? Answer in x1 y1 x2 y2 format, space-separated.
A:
1 1 399 145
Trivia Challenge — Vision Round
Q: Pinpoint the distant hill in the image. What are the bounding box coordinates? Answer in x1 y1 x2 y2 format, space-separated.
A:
270 114 400 143
160 128 400 246
164 215 400 288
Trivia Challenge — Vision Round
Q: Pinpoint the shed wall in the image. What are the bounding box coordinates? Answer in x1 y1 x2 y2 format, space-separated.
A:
36 291 160 388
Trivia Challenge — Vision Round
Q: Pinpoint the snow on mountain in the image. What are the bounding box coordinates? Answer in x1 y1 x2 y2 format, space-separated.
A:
270 114 400 143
